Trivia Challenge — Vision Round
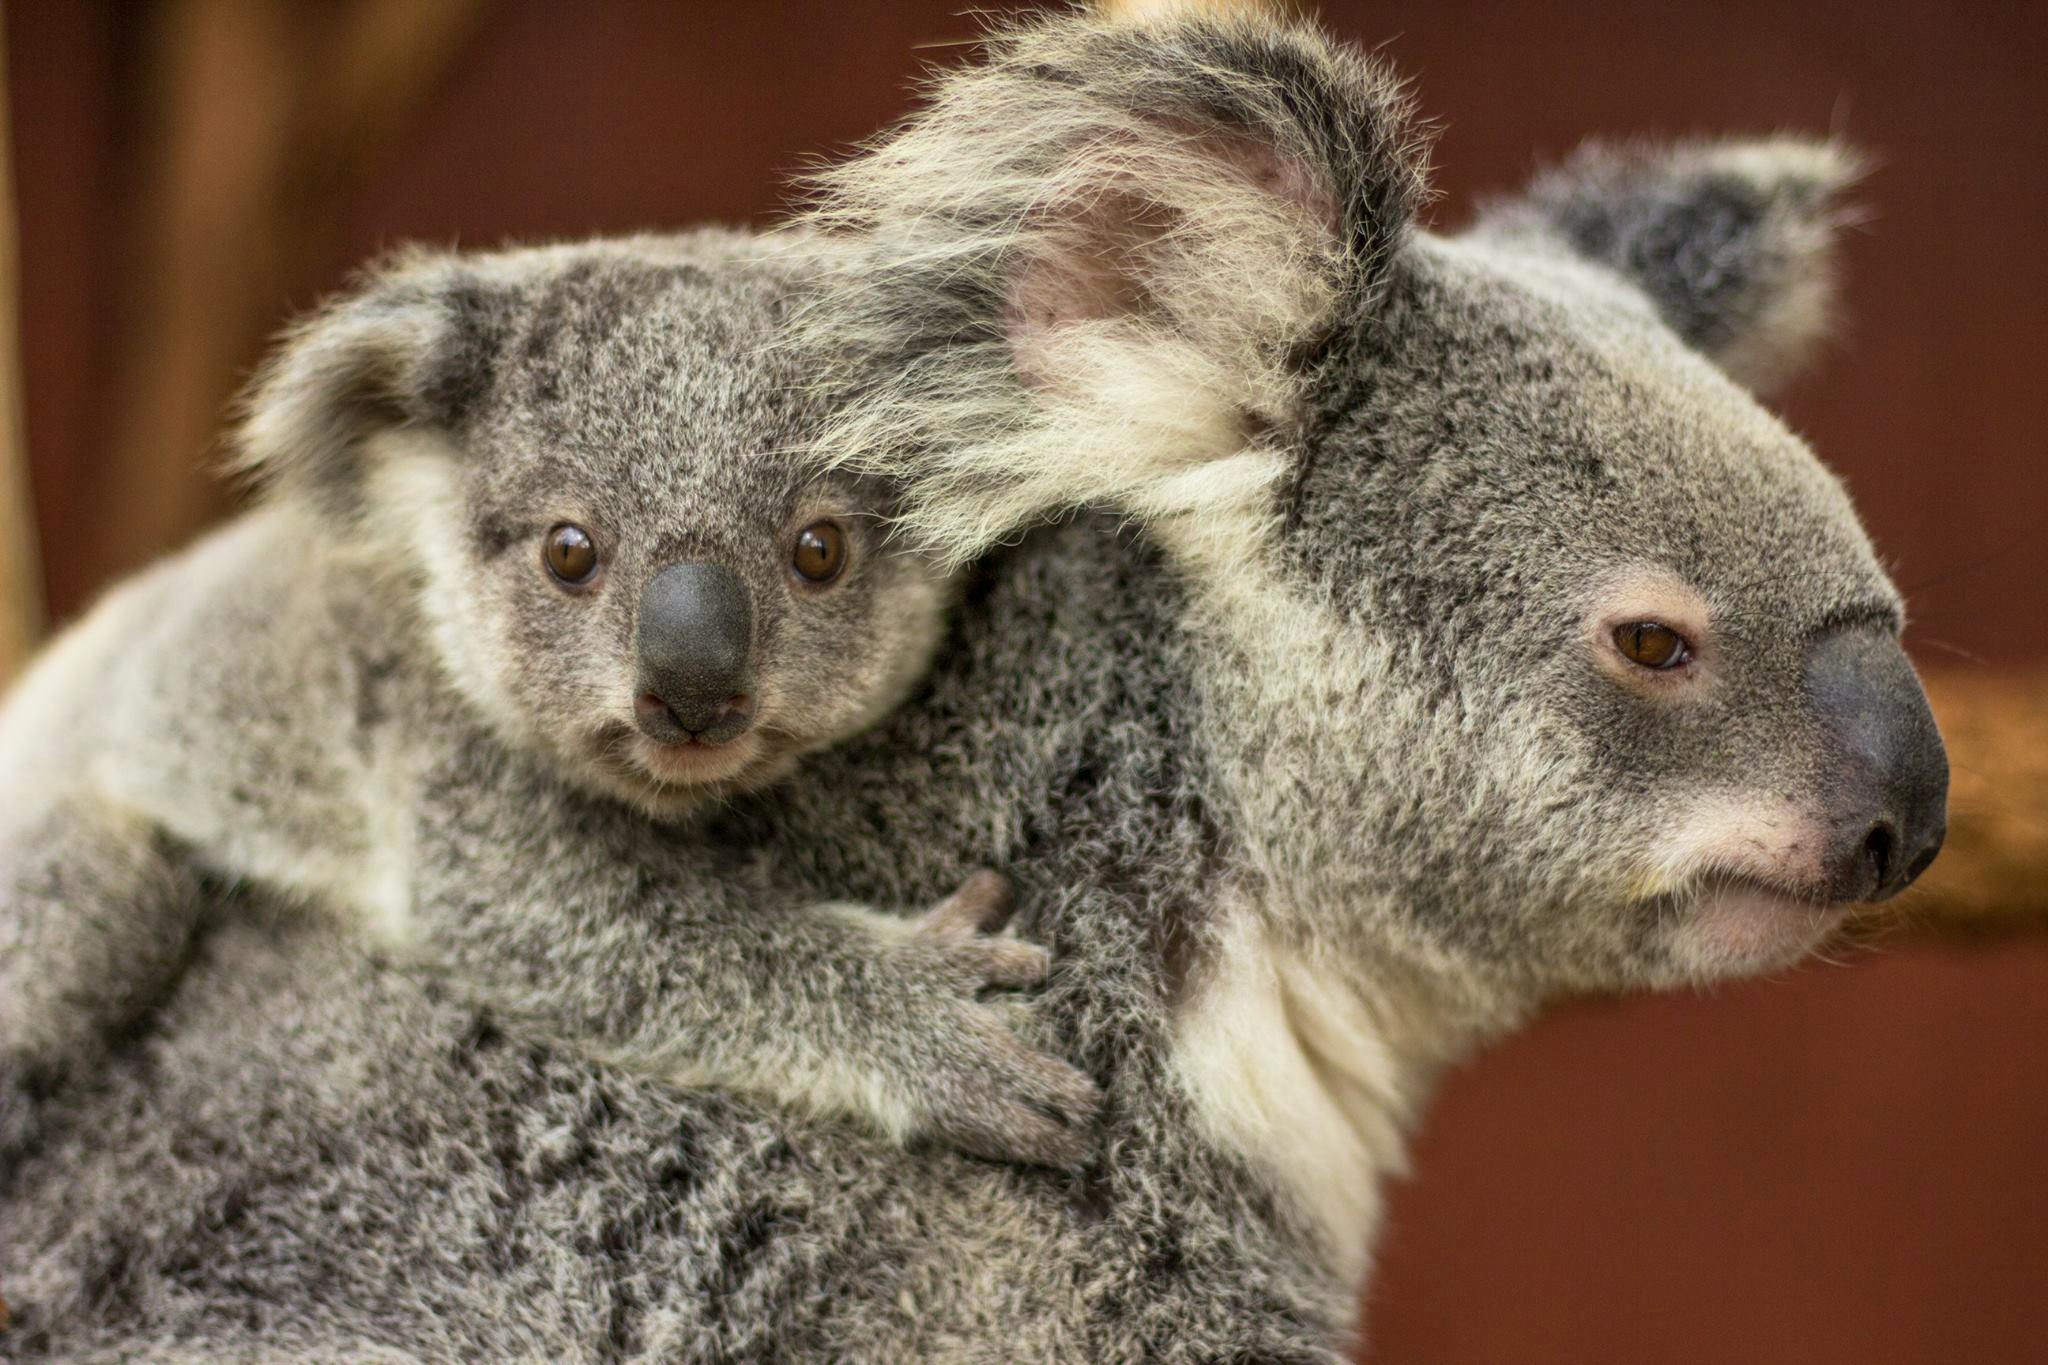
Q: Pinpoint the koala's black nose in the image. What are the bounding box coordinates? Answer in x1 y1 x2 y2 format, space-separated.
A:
635 563 755 744
1805 628 1948 902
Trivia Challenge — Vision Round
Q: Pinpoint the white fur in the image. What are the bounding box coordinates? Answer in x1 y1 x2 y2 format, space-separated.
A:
1639 789 1827 898
361 433 528 742
352 790 419 948
1170 905 1414 1283
792 17 1352 568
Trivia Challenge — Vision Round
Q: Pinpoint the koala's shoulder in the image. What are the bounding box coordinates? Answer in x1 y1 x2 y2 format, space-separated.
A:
101 508 433 750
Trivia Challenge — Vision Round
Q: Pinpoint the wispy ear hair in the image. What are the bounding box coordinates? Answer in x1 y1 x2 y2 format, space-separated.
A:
787 7 1427 566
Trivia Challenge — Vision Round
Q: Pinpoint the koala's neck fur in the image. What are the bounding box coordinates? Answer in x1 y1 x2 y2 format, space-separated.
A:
1158 504 1532 1283
1168 903 1514 1282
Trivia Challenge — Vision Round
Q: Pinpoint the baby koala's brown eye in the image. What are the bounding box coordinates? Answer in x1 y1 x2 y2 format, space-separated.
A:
1613 621 1690 670
791 520 848 584
543 523 599 587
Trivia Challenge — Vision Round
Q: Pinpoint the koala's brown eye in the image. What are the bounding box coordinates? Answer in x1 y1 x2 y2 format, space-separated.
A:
1613 621 1690 670
791 520 848 584
543 524 599 587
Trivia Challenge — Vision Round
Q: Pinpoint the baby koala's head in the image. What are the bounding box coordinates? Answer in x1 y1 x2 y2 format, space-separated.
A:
237 231 949 814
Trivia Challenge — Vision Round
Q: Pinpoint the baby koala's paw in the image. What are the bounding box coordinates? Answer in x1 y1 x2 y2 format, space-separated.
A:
881 872 1102 1170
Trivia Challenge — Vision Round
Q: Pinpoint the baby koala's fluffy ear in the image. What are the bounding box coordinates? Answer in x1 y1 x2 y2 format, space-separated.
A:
232 250 502 510
1488 138 1863 394
795 7 1426 564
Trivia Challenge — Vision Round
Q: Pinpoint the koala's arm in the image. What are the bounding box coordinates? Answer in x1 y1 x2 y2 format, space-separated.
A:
406 766 1099 1169
0 594 215 1143
0 515 384 1132
0 794 209 1094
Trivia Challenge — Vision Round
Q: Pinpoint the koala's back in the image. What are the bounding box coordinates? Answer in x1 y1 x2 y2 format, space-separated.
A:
0 506 433 930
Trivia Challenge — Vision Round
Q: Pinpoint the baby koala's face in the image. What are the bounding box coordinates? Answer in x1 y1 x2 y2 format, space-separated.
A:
362 240 951 815
460 457 946 816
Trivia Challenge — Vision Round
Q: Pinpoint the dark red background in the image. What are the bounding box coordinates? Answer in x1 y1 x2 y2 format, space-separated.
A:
9 3 2045 1360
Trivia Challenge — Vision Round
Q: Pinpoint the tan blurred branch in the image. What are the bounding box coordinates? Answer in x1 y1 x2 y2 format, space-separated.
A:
0 20 47 684
88 0 489 592
1874 670 2048 934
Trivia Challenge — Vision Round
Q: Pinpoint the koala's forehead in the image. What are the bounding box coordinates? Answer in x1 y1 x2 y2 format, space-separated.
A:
1289 234 1891 640
459 251 834 527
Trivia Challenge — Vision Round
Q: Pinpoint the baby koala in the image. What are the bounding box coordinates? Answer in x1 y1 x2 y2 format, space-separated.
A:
0 230 1097 1167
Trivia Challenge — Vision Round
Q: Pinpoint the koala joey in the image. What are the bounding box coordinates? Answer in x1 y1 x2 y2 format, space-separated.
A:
0 229 1099 1168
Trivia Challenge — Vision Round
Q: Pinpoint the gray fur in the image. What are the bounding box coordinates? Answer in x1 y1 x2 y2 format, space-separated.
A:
0 229 1099 1174
0 8 1938 1360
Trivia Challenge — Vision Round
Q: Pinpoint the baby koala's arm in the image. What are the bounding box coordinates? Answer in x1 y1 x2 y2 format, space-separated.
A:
405 765 1099 1169
0 794 208 1111
0 513 397 1147
0 585 218 1153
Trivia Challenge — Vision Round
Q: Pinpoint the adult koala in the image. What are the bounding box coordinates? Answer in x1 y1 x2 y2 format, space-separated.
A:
0 7 1944 1361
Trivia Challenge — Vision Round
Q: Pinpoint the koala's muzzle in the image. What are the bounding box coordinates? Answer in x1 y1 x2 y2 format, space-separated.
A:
1805 628 1948 902
635 563 756 745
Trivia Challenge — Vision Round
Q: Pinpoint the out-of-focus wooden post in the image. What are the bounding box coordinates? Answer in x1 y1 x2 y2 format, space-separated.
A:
0 20 47 684
85 0 489 596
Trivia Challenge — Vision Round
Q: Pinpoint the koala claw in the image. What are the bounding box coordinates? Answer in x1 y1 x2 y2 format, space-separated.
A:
915 871 1052 992
919 869 1017 938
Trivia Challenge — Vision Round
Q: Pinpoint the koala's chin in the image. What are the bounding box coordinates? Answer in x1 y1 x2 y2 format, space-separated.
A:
1630 852 1858 986
574 717 805 820
1663 879 1848 979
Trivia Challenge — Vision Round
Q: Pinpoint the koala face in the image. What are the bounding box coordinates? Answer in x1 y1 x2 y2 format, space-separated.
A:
1276 231 1944 989
240 234 949 814
798 13 1946 991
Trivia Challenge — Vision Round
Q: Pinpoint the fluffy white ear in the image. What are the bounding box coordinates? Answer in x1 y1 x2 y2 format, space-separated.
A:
794 9 1425 565
231 250 500 512
1480 138 1864 394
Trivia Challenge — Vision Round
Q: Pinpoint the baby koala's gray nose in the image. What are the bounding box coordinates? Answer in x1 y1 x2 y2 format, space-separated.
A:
635 562 756 744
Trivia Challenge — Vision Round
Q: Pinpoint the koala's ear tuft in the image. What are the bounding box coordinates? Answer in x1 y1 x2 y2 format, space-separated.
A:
1488 137 1864 393
232 250 505 510
793 7 1426 564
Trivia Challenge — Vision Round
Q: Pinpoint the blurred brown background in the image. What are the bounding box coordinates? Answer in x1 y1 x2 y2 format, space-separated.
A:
4 1 2044 1360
